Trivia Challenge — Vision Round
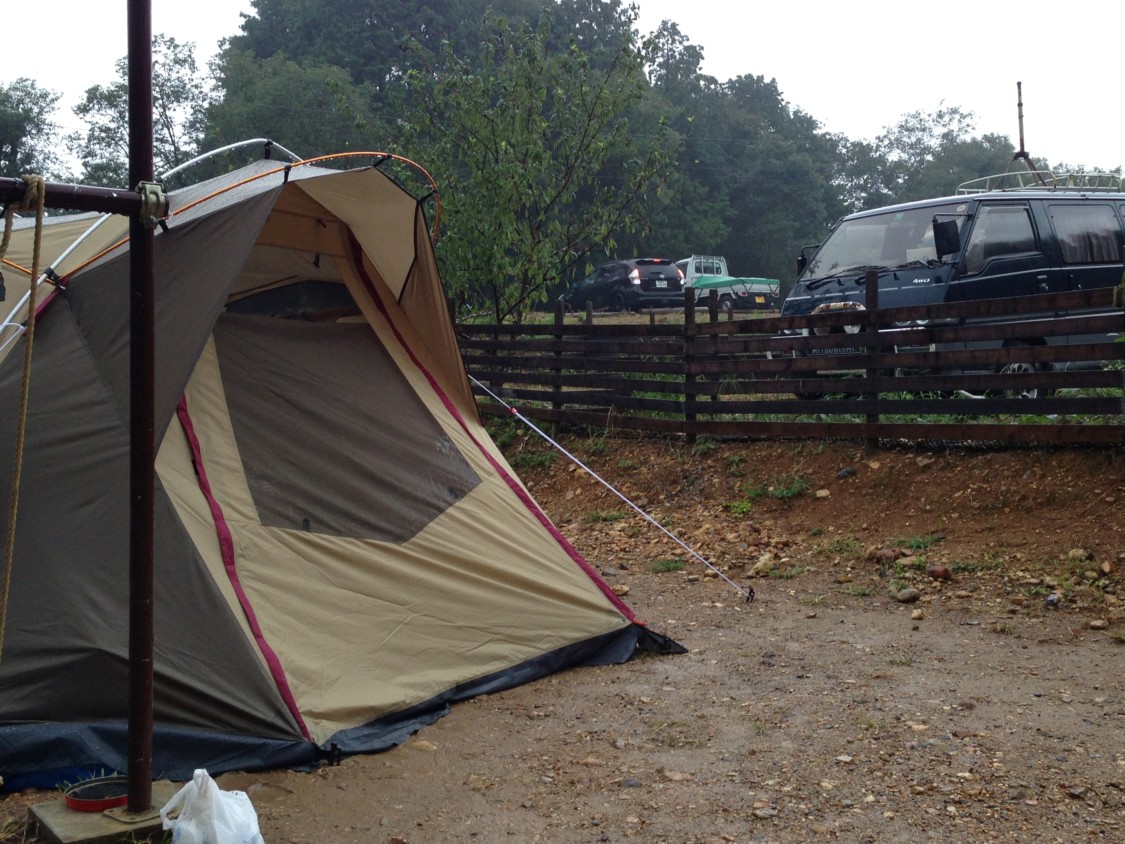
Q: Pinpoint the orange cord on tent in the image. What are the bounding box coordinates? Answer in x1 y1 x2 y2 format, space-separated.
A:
0 175 46 662
36 152 445 289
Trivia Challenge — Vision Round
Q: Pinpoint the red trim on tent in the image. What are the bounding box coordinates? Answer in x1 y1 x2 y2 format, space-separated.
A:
175 395 313 741
347 233 640 623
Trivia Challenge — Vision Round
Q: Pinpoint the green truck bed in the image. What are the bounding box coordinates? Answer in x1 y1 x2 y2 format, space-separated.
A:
691 275 780 310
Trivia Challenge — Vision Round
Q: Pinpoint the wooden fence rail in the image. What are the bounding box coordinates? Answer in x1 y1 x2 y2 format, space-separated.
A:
457 286 1125 446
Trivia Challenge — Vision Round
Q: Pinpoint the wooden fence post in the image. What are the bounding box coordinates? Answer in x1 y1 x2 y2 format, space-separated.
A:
551 299 565 438
864 268 880 449
683 288 697 444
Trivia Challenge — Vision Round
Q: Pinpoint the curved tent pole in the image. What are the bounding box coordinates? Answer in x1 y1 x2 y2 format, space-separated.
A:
159 137 304 182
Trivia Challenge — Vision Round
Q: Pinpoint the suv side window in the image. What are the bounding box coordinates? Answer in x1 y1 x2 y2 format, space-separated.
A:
963 204 1037 274
1049 204 1122 264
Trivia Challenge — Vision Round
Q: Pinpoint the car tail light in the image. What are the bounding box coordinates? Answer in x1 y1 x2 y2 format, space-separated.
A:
629 268 641 285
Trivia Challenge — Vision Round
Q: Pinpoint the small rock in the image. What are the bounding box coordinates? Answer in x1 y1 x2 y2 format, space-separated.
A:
752 807 778 819
622 778 642 788
868 546 902 563
911 609 924 620
815 488 831 499
1087 619 1109 630
926 565 953 581
916 456 935 468
836 466 856 480
612 584 630 596
896 587 922 603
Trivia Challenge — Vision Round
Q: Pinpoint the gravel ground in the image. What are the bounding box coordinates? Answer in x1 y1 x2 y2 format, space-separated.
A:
3 437 1123 843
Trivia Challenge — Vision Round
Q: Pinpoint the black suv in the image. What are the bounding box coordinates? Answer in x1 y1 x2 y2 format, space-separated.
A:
561 258 685 312
780 172 1125 369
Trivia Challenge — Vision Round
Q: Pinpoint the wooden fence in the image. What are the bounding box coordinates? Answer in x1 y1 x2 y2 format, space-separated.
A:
456 283 1125 446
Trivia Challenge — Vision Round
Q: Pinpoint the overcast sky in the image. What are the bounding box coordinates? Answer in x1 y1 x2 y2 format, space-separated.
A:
5 1 1122 174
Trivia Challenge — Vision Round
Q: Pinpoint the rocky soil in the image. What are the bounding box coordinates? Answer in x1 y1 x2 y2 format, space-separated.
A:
3 434 1124 843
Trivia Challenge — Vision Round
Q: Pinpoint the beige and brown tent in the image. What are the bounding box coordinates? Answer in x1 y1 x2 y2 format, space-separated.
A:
0 157 679 790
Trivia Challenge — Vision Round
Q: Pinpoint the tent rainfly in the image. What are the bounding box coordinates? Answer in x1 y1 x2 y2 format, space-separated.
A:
0 156 681 791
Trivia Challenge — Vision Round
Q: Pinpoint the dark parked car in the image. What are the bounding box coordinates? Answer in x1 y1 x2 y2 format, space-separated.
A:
560 258 685 312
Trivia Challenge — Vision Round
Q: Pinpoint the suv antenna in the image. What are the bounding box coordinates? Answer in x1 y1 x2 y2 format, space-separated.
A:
1011 81 1047 184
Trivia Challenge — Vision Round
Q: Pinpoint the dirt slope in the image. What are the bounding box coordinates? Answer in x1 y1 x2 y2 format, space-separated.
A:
4 435 1124 843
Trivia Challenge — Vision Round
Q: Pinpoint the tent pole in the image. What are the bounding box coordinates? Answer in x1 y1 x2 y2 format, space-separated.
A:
126 0 156 815
0 178 151 214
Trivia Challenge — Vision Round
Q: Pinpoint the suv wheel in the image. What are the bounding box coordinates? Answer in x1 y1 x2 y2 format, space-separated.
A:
610 292 626 312
998 342 1049 399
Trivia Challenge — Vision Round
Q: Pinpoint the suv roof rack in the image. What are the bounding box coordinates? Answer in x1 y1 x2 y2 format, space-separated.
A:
957 170 1124 194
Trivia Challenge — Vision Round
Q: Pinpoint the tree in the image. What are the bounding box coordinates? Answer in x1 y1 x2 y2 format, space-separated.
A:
833 106 1022 213
68 35 214 187
204 51 382 160
400 13 677 323
233 0 542 93
0 78 65 179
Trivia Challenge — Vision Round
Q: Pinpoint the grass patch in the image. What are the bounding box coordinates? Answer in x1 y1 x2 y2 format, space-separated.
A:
583 510 625 523
843 584 875 597
509 449 557 469
724 500 754 516
486 416 522 449
825 534 863 555
691 438 717 457
652 558 686 573
894 534 945 551
951 554 1005 574
1 817 29 842
584 437 609 457
765 564 810 580
743 473 810 502
893 557 928 577
857 713 882 731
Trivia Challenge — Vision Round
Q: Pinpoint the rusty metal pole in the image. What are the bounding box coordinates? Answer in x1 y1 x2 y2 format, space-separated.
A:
126 0 156 814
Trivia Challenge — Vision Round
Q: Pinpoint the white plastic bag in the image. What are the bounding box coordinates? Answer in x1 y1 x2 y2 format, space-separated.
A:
160 768 265 844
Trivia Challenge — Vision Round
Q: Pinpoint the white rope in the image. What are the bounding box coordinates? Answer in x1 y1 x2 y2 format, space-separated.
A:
470 377 754 602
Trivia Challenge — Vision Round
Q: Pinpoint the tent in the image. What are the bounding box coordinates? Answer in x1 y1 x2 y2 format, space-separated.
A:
0 156 680 790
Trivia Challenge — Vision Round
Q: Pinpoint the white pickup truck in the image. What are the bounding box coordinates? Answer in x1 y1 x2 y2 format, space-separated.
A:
675 255 780 312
